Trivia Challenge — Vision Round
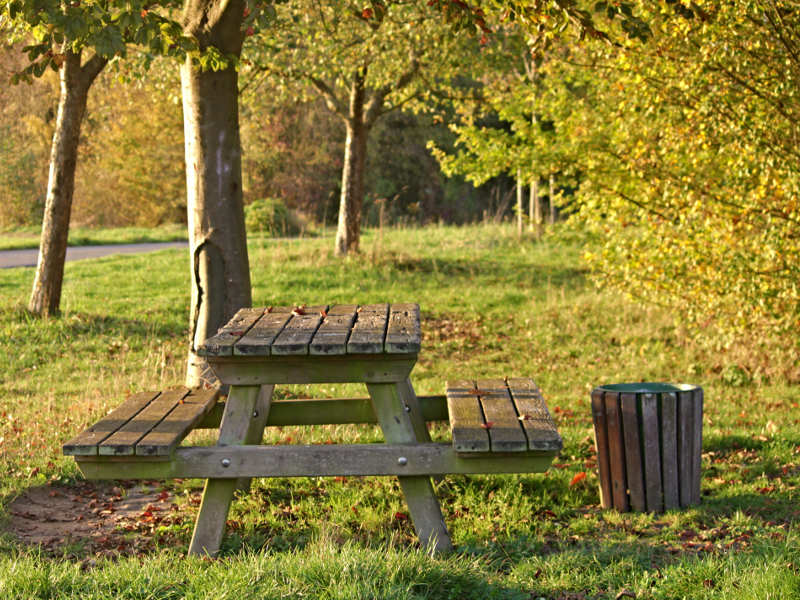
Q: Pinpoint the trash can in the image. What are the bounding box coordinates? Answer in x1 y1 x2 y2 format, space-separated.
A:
591 383 703 513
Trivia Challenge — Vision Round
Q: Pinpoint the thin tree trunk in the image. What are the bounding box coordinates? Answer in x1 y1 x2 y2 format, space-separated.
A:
182 0 251 387
335 70 368 256
28 50 106 317
548 173 556 225
516 168 523 238
531 176 542 238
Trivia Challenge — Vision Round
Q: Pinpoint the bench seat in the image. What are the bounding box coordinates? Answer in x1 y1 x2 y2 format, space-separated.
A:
63 388 219 458
446 378 562 455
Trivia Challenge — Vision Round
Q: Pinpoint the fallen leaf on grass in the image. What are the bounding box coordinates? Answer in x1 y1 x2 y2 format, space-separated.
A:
569 472 587 487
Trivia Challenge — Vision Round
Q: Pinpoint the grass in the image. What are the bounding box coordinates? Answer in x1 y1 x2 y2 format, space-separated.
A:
0 223 798 599
0 224 187 251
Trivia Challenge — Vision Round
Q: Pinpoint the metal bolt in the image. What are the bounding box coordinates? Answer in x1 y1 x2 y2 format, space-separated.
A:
221 458 231 468
397 456 408 466
404 404 411 413
253 410 259 418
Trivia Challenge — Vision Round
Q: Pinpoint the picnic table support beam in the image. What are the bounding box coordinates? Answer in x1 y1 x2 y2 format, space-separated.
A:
188 384 263 557
367 382 453 553
236 384 274 492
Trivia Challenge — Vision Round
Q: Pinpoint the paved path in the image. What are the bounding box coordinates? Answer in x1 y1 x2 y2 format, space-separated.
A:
0 242 188 269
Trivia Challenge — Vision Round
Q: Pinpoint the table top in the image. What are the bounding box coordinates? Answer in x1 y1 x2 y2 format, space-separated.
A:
198 303 421 359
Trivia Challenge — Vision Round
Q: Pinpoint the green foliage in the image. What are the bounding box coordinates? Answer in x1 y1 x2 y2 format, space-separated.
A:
244 197 301 236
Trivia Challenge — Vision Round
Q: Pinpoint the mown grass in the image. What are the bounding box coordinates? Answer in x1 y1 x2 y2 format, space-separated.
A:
0 224 798 599
0 224 187 251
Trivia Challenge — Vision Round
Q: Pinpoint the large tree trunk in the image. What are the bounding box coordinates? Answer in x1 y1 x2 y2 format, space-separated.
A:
28 50 105 316
182 0 251 387
335 71 368 257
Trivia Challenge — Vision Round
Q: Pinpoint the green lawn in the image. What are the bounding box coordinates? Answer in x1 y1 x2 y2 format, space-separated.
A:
0 224 797 599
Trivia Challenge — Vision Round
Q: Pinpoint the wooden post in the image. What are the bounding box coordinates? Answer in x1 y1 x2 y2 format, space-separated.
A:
516 169 524 238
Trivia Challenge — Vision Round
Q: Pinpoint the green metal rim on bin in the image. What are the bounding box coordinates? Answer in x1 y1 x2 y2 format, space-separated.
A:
594 382 700 394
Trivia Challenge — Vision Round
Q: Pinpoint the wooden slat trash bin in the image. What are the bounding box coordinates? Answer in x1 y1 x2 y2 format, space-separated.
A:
591 383 703 513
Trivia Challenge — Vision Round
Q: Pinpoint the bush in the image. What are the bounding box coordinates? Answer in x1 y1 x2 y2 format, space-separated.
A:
245 198 302 236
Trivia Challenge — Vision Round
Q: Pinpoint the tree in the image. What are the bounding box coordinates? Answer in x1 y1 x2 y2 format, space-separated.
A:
251 0 481 255
1 0 189 316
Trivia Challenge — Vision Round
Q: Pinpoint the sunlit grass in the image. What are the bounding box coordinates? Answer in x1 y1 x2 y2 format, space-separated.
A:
0 224 797 599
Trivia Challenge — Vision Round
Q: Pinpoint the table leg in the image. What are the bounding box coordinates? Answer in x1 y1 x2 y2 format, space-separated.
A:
398 378 432 444
236 384 274 492
367 382 453 553
188 384 262 557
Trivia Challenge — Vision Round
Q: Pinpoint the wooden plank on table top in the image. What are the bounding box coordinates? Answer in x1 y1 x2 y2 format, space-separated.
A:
677 390 694 508
446 380 490 453
641 392 663 512
196 308 265 357
621 392 646 512
271 307 328 355
385 303 421 354
135 388 220 456
506 378 562 452
310 305 358 356
660 391 680 510
604 391 630 511
233 310 293 356
591 388 613 509
99 388 189 456
347 304 389 354
477 379 527 453
63 391 161 456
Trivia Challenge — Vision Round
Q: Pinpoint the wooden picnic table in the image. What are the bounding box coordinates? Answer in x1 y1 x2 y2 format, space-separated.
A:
67 302 561 557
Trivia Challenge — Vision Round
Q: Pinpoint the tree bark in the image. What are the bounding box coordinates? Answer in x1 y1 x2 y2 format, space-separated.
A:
182 0 252 387
530 176 542 239
515 168 524 238
548 173 556 225
335 69 368 256
28 50 106 316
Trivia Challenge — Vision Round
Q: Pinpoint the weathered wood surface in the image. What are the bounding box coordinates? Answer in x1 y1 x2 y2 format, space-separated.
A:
677 390 694 507
63 391 160 456
591 389 613 509
310 305 358 355
347 304 389 354
478 379 528 453
507 378 562 452
447 378 561 456
660 391 680 510
76 443 560 480
385 303 421 354
640 392 663 512
604 391 630 512
197 303 420 358
63 388 219 457
233 309 293 357
691 388 703 505
446 380 490 453
198 308 264 357
620 392 646 512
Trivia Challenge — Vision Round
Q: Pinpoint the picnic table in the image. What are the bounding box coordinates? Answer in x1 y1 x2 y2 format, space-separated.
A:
66 303 562 556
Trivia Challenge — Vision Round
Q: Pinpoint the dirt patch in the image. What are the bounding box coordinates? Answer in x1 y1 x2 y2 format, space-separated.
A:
5 481 191 556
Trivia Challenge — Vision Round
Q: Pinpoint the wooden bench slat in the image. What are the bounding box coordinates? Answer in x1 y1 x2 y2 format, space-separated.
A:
62 391 161 456
197 308 265 357
234 310 293 356
271 307 329 355
99 388 189 456
135 388 220 456
506 378 562 452
310 305 358 355
477 378 528 453
446 380 490 453
347 304 389 354
385 304 421 354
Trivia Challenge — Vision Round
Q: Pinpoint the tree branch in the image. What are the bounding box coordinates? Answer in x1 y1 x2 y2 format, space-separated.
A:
309 75 347 120
364 54 419 127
